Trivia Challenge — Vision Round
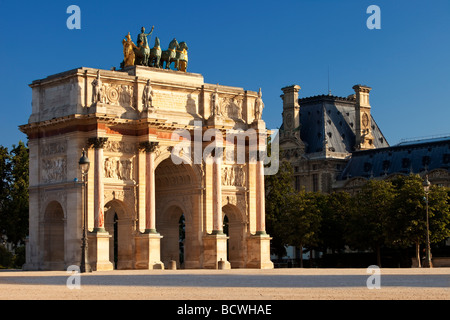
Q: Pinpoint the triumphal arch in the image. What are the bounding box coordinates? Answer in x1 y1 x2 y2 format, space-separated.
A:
20 63 274 270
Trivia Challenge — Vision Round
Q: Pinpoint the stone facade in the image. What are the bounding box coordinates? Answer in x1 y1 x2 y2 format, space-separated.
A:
279 84 389 193
278 83 450 194
20 66 273 270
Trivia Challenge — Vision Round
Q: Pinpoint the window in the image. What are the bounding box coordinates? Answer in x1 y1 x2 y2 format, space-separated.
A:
312 174 319 192
295 175 301 191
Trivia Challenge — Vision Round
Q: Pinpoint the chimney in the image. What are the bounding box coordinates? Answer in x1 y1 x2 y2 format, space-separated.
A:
280 85 301 132
353 84 375 150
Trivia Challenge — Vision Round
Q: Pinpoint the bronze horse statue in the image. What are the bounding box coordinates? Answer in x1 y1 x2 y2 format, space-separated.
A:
161 38 179 70
148 37 162 68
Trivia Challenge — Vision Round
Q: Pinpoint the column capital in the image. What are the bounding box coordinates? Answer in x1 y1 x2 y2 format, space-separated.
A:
139 141 159 153
88 137 108 149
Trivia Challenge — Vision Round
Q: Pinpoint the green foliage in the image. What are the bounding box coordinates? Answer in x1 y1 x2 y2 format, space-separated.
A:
387 174 450 247
284 190 322 250
266 168 450 266
0 244 13 269
0 141 29 249
388 175 428 247
317 191 353 253
346 179 395 252
265 161 296 258
427 185 450 243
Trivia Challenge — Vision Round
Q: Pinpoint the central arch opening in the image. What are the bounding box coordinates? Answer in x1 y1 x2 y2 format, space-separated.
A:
155 157 199 269
222 203 246 268
104 199 134 269
157 205 186 268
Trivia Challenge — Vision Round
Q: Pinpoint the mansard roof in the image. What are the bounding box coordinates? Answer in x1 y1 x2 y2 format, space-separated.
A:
338 136 450 180
296 94 389 155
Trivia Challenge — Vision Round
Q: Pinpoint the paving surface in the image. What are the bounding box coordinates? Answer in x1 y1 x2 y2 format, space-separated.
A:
0 268 449 300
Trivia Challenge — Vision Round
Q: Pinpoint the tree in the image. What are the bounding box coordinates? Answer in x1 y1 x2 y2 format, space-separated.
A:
284 190 322 267
0 142 29 248
318 191 353 254
346 179 395 267
388 174 450 267
265 161 296 258
388 175 428 266
427 185 450 246
0 146 11 242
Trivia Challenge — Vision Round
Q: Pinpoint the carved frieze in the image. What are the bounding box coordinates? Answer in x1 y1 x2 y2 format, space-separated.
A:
104 140 137 154
92 75 134 108
221 97 243 120
40 141 67 157
41 157 67 184
222 165 246 187
104 157 134 181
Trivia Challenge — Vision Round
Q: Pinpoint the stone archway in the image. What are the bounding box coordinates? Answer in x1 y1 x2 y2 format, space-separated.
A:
222 203 247 268
104 199 135 269
155 157 200 269
43 201 65 270
157 205 185 268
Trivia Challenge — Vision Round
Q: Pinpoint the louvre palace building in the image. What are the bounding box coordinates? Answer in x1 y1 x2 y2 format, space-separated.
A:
278 84 450 193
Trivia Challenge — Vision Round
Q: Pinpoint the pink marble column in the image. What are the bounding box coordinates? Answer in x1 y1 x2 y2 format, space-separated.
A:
256 130 266 235
141 141 159 234
89 137 108 232
212 149 223 234
256 159 266 235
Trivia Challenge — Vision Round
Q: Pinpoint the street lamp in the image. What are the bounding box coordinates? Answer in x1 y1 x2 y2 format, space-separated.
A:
79 149 91 273
422 175 432 268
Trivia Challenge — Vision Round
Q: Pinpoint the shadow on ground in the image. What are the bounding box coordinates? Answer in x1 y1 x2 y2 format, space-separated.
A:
0 271 448 288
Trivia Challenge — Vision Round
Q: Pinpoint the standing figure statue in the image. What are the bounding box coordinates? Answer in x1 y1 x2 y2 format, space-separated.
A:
122 32 138 67
134 26 154 66
92 70 105 104
211 85 222 117
142 79 154 112
176 41 189 72
254 88 264 120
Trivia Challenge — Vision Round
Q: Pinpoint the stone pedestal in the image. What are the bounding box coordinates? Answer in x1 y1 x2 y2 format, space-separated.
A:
88 231 114 271
203 233 231 269
135 233 164 269
246 234 274 269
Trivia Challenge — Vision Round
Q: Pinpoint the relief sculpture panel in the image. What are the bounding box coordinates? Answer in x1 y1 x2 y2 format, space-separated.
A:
222 165 246 187
41 157 67 183
104 157 134 181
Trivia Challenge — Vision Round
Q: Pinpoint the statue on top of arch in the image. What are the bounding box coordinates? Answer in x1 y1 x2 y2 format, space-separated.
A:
121 26 189 72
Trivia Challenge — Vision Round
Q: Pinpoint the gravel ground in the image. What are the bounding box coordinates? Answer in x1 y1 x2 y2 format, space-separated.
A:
0 268 448 300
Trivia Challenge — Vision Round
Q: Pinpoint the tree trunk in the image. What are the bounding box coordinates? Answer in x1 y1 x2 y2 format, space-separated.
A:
299 243 303 268
415 240 421 268
376 244 381 267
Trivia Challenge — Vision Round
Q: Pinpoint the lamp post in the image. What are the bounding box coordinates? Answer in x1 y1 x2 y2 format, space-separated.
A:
422 175 432 268
79 149 92 273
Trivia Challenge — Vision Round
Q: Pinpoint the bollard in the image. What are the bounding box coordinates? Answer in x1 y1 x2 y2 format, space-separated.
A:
218 259 226 270
169 260 177 270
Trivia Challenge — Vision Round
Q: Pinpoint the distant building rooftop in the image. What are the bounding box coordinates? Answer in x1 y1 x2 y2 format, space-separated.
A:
338 136 450 180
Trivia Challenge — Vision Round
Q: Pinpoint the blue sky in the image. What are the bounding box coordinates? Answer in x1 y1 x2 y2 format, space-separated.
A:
0 0 449 149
